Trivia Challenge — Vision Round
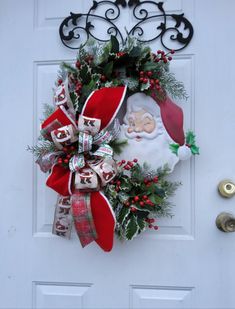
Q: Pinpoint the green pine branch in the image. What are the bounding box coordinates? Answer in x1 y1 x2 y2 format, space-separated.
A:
40 103 55 122
27 141 57 159
110 139 128 155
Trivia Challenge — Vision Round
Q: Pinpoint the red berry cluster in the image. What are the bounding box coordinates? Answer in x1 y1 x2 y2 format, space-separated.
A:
111 159 138 192
100 75 107 82
116 52 126 57
118 159 138 171
152 49 175 63
75 81 83 96
76 55 94 69
85 55 94 64
125 194 155 211
139 71 162 91
144 176 158 187
69 74 83 96
57 79 63 86
57 145 76 166
145 218 159 230
75 60 81 70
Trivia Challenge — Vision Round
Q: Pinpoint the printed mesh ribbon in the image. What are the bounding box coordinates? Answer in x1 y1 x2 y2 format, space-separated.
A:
71 190 97 247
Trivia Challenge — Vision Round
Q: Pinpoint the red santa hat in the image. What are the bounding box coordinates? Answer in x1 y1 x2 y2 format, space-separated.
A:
155 95 191 160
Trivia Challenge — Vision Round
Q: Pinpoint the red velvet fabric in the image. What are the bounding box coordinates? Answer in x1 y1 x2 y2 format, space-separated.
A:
41 107 75 130
46 164 72 196
90 192 115 252
82 86 126 130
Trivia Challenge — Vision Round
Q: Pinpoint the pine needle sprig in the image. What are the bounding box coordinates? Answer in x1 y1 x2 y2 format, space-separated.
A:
110 139 128 155
27 141 57 159
40 103 55 122
160 71 188 100
62 62 77 74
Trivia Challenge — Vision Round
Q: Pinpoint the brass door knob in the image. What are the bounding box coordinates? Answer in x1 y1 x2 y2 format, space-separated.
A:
216 212 235 232
218 180 235 198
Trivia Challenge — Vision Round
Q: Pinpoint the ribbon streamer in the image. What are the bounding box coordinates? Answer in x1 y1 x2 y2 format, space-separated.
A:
71 191 97 247
52 196 73 239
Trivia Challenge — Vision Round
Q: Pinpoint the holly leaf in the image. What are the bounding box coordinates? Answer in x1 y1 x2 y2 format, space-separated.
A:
169 143 179 155
118 206 130 225
190 144 200 155
104 61 114 78
185 131 199 155
125 216 139 240
120 182 132 191
134 204 151 213
62 62 77 74
136 217 146 232
69 91 80 111
186 131 196 146
155 186 166 198
129 46 141 58
131 164 144 182
140 46 151 60
99 42 112 64
118 192 129 203
79 64 90 83
143 61 157 71
109 139 128 155
111 35 120 53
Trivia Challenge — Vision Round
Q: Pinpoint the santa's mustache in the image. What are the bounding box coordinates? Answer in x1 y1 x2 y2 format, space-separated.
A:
123 125 159 140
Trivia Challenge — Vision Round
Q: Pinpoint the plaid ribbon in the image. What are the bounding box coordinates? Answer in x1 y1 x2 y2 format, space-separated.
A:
71 190 97 247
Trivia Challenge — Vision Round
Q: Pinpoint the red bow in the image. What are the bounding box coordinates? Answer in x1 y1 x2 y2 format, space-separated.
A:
41 86 127 252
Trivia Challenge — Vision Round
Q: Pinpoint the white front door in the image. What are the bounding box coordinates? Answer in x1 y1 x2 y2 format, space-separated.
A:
1 0 235 308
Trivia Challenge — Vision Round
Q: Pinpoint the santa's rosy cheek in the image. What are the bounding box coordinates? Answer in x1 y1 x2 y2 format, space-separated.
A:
144 123 155 133
127 127 133 133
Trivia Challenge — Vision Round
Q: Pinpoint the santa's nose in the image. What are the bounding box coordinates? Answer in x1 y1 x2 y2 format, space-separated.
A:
134 126 142 132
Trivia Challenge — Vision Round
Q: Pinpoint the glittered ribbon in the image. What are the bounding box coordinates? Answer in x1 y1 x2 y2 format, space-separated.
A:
36 151 62 173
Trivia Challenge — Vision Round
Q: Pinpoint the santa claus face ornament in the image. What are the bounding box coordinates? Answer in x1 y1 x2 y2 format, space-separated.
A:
117 92 193 172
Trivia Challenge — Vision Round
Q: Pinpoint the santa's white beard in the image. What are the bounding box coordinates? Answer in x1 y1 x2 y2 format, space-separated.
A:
115 126 179 172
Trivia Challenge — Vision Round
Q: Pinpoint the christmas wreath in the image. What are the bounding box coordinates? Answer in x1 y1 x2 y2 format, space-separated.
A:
28 37 199 252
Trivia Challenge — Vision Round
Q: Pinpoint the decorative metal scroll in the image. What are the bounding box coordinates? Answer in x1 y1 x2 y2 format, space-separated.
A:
59 0 194 51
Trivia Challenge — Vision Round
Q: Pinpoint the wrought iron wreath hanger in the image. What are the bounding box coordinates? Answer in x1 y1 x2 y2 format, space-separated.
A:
59 0 194 51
